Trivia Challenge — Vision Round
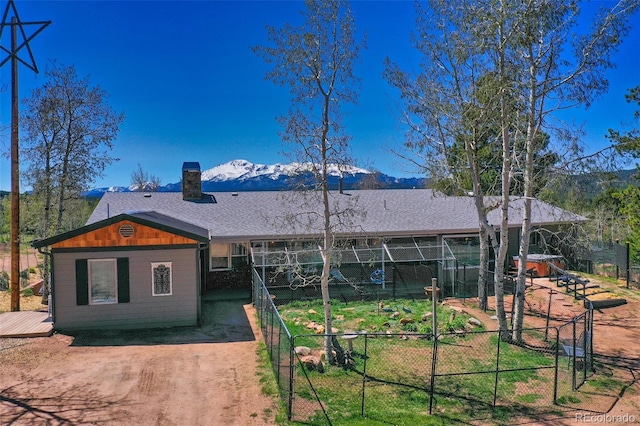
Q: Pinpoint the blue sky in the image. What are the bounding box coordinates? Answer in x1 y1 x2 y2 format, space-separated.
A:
0 0 638 191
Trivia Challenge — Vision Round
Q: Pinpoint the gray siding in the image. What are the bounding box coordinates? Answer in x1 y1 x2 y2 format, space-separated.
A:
52 248 198 330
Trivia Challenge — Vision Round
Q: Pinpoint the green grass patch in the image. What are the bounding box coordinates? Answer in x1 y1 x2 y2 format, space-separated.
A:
279 297 482 340
274 297 561 424
556 394 581 404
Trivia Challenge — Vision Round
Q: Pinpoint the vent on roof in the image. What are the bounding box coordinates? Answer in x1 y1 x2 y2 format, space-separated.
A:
119 224 135 238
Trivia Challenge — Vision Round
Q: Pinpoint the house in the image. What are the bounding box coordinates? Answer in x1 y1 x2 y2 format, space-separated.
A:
32 210 209 330
33 162 586 330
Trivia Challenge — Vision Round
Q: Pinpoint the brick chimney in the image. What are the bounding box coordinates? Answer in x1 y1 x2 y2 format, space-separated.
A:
182 162 202 201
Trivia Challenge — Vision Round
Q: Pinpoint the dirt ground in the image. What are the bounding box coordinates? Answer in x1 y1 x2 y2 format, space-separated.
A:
2 271 639 425
448 276 640 425
0 299 280 425
0 244 41 277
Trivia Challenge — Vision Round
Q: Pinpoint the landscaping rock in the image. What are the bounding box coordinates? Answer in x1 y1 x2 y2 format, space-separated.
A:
306 321 318 330
399 317 415 325
300 355 324 373
421 312 433 321
294 346 311 356
468 317 482 327
308 309 318 314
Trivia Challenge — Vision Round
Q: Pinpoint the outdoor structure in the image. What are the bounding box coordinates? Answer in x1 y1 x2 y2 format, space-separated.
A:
32 211 208 330
33 162 587 330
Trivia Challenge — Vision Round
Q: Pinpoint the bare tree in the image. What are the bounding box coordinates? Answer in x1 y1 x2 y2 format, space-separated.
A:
21 61 124 303
254 0 365 363
386 0 638 340
131 163 161 192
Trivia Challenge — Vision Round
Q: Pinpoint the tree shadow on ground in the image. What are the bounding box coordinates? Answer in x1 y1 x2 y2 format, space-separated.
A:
0 378 131 425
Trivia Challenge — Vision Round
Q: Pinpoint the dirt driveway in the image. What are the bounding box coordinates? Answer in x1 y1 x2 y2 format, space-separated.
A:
0 299 279 425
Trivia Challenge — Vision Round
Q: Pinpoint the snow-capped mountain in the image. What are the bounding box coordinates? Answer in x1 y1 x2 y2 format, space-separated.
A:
82 159 425 197
200 159 371 182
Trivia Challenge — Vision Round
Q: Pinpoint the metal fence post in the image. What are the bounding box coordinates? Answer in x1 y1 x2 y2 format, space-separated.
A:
626 242 630 288
429 277 439 414
361 333 368 417
289 336 295 421
545 288 553 341
276 321 282 388
493 331 501 407
429 334 438 414
553 327 560 404
572 319 577 390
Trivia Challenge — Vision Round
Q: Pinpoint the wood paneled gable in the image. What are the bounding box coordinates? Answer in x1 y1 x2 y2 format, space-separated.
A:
51 220 200 249
32 212 209 250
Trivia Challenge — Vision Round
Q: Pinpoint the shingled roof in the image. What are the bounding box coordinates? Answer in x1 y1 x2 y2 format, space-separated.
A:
86 189 586 242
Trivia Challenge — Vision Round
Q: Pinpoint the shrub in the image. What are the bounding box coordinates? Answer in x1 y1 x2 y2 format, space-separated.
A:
0 271 8 291
22 288 34 297
418 323 433 335
403 323 418 332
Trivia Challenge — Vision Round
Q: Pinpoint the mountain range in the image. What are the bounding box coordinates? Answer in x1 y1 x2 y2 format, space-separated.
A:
82 159 428 197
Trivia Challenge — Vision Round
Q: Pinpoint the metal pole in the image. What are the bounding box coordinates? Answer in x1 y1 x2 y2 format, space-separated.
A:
553 327 560 403
360 333 368 417
545 288 552 341
10 16 20 311
288 336 295 420
428 277 438 414
431 277 437 340
572 319 577 390
626 242 630 289
493 332 501 407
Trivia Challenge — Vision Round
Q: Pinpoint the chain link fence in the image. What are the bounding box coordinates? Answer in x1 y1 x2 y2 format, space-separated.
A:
575 241 636 285
253 268 596 424
287 326 594 424
252 268 294 418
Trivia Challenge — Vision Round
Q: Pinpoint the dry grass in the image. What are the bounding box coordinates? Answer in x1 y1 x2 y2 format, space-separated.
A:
0 291 47 314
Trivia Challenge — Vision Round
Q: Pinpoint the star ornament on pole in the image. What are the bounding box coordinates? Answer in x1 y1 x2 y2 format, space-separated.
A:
0 0 50 312
0 0 51 71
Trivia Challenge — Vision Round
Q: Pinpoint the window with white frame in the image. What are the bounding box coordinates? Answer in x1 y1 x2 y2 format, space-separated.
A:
151 262 172 296
210 243 230 270
88 259 117 304
231 243 248 267
210 242 248 270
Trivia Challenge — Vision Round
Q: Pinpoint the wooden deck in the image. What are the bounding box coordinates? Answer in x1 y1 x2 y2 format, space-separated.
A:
0 310 54 338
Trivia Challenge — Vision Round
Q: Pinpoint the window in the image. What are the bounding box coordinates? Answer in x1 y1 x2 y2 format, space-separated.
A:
152 262 172 296
88 259 117 304
210 243 230 270
76 258 130 306
231 243 248 268
210 242 248 270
